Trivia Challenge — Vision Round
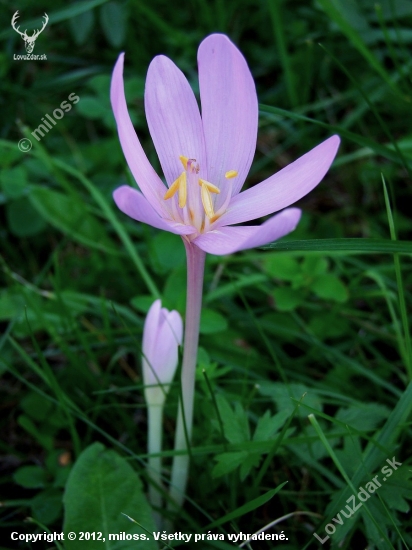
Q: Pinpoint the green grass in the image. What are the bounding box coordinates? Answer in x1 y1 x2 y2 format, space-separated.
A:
1 0 412 548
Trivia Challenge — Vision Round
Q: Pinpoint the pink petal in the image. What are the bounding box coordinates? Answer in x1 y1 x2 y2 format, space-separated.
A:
165 310 183 346
142 299 162 385
155 309 183 384
142 300 182 388
113 186 196 235
198 34 258 202
193 208 301 255
110 54 167 214
145 55 207 185
218 135 340 227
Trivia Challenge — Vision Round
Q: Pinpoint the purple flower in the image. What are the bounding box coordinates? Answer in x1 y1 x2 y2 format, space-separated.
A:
111 34 340 256
142 300 183 515
142 299 183 406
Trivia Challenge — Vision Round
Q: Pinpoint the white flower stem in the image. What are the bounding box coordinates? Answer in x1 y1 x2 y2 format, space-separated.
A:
147 403 164 525
168 241 206 509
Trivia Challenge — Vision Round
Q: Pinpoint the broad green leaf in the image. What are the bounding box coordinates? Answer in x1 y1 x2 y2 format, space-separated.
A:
149 231 185 274
239 454 261 481
260 312 301 343
14 466 48 489
212 451 248 478
124 77 145 100
18 415 53 451
21 392 54 421
263 254 299 280
53 465 72 489
0 290 25 321
76 96 110 120
130 295 155 314
253 410 290 441
200 309 228 334
361 498 394 548
335 403 390 432
234 402 250 441
215 395 249 444
301 256 328 276
379 466 412 513
196 349 231 381
6 198 47 237
335 436 363 478
0 167 28 198
88 75 112 98
308 312 350 338
273 287 304 311
163 266 187 312
63 442 157 549
100 2 127 47
31 488 63 525
311 273 348 302
69 10 94 45
259 383 323 417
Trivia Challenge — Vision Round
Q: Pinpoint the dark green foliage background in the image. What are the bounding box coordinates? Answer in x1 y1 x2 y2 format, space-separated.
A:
1 0 412 548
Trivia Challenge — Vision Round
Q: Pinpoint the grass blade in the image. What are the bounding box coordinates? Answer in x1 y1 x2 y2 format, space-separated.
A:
316 0 398 93
382 174 412 377
264 238 412 254
205 482 288 529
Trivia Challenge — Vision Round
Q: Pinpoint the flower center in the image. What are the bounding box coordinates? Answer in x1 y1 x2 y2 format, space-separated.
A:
163 155 237 232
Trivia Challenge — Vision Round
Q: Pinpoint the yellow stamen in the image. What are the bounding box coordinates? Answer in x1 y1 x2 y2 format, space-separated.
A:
163 172 187 208
163 178 180 200
198 179 220 194
225 170 238 179
177 173 187 208
179 156 189 170
200 182 215 219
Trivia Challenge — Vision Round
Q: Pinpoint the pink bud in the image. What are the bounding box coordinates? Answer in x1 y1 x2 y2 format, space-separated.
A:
142 299 183 406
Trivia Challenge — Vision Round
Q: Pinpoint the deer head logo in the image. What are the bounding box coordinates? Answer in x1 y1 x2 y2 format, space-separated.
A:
11 11 49 54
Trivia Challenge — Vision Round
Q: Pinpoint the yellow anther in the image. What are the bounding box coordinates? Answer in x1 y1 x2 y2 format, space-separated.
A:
198 179 220 194
225 170 238 179
200 182 215 219
164 172 187 208
179 156 189 170
164 178 179 200
177 173 187 208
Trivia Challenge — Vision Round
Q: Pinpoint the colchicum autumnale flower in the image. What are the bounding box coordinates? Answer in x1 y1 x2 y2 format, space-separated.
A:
112 36 340 254
111 34 340 508
142 299 182 514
